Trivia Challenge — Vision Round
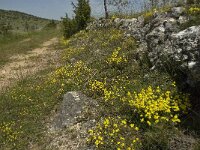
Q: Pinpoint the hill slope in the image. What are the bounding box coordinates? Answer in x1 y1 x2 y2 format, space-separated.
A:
0 9 55 32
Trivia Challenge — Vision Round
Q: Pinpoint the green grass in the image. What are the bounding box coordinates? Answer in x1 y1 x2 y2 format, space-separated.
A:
0 68 67 149
0 29 61 67
0 28 64 149
55 28 200 149
0 14 200 149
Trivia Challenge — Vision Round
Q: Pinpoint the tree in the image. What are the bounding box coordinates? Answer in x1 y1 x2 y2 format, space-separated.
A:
104 0 109 18
62 0 91 38
73 0 91 31
108 0 129 13
103 0 129 18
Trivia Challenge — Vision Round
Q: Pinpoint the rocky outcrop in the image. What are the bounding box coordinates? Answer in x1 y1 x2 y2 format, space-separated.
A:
87 7 200 106
48 92 98 150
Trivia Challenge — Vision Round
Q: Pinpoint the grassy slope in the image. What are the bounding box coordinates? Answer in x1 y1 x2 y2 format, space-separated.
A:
1 6 200 149
0 27 199 149
0 29 60 67
0 30 64 149
0 9 53 32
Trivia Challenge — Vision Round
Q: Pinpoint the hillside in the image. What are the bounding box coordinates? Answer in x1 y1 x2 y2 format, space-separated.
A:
0 9 56 32
0 4 200 150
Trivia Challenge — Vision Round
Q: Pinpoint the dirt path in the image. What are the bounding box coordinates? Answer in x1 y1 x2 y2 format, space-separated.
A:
0 37 61 92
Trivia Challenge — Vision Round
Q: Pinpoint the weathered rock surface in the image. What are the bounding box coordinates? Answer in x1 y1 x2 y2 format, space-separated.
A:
47 91 98 150
87 6 200 106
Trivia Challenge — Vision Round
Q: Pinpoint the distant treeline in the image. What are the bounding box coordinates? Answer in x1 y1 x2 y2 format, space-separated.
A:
0 9 59 35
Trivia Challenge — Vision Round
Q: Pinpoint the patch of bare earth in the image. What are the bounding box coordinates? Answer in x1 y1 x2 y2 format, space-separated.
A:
0 37 61 92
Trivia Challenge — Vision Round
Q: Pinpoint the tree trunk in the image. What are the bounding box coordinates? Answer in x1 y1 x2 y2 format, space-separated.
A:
104 0 109 19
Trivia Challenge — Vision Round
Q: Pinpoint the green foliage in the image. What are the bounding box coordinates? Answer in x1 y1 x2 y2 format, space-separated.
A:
180 6 200 29
62 0 91 38
62 15 77 38
0 22 199 149
0 23 12 36
57 28 197 149
187 0 200 5
88 117 141 149
141 125 175 150
44 20 57 29
0 69 66 149
74 0 91 31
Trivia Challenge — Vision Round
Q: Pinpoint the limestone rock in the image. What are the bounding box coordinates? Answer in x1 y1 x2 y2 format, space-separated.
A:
171 7 185 18
48 92 98 150
86 6 200 106
52 91 98 130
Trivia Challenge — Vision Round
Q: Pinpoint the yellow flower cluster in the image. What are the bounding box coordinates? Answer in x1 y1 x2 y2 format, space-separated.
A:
122 86 190 126
89 77 128 104
90 80 106 95
109 30 123 41
0 122 22 143
88 117 140 150
143 11 154 20
49 60 92 95
107 47 127 65
188 7 200 14
143 6 171 22
61 36 70 45
59 26 192 149
62 46 86 60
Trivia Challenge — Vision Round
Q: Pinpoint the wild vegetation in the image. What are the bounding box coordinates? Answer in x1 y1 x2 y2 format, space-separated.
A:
62 0 91 38
57 26 199 149
0 0 200 149
0 9 59 67
0 9 58 33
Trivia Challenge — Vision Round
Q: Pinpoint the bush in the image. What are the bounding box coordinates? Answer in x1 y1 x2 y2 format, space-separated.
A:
62 16 77 38
0 23 12 36
187 0 200 5
62 0 91 38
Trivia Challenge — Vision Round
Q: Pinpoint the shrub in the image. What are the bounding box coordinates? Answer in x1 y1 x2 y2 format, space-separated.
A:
62 16 77 39
0 23 12 36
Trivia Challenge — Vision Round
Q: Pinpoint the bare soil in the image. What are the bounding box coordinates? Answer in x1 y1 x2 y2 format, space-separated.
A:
0 37 61 92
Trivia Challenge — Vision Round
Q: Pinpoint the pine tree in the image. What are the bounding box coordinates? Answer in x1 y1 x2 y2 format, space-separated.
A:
73 0 91 31
62 0 91 38
104 0 109 18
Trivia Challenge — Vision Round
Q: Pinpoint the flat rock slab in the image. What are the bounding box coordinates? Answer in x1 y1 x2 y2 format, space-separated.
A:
52 91 98 130
47 92 98 150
